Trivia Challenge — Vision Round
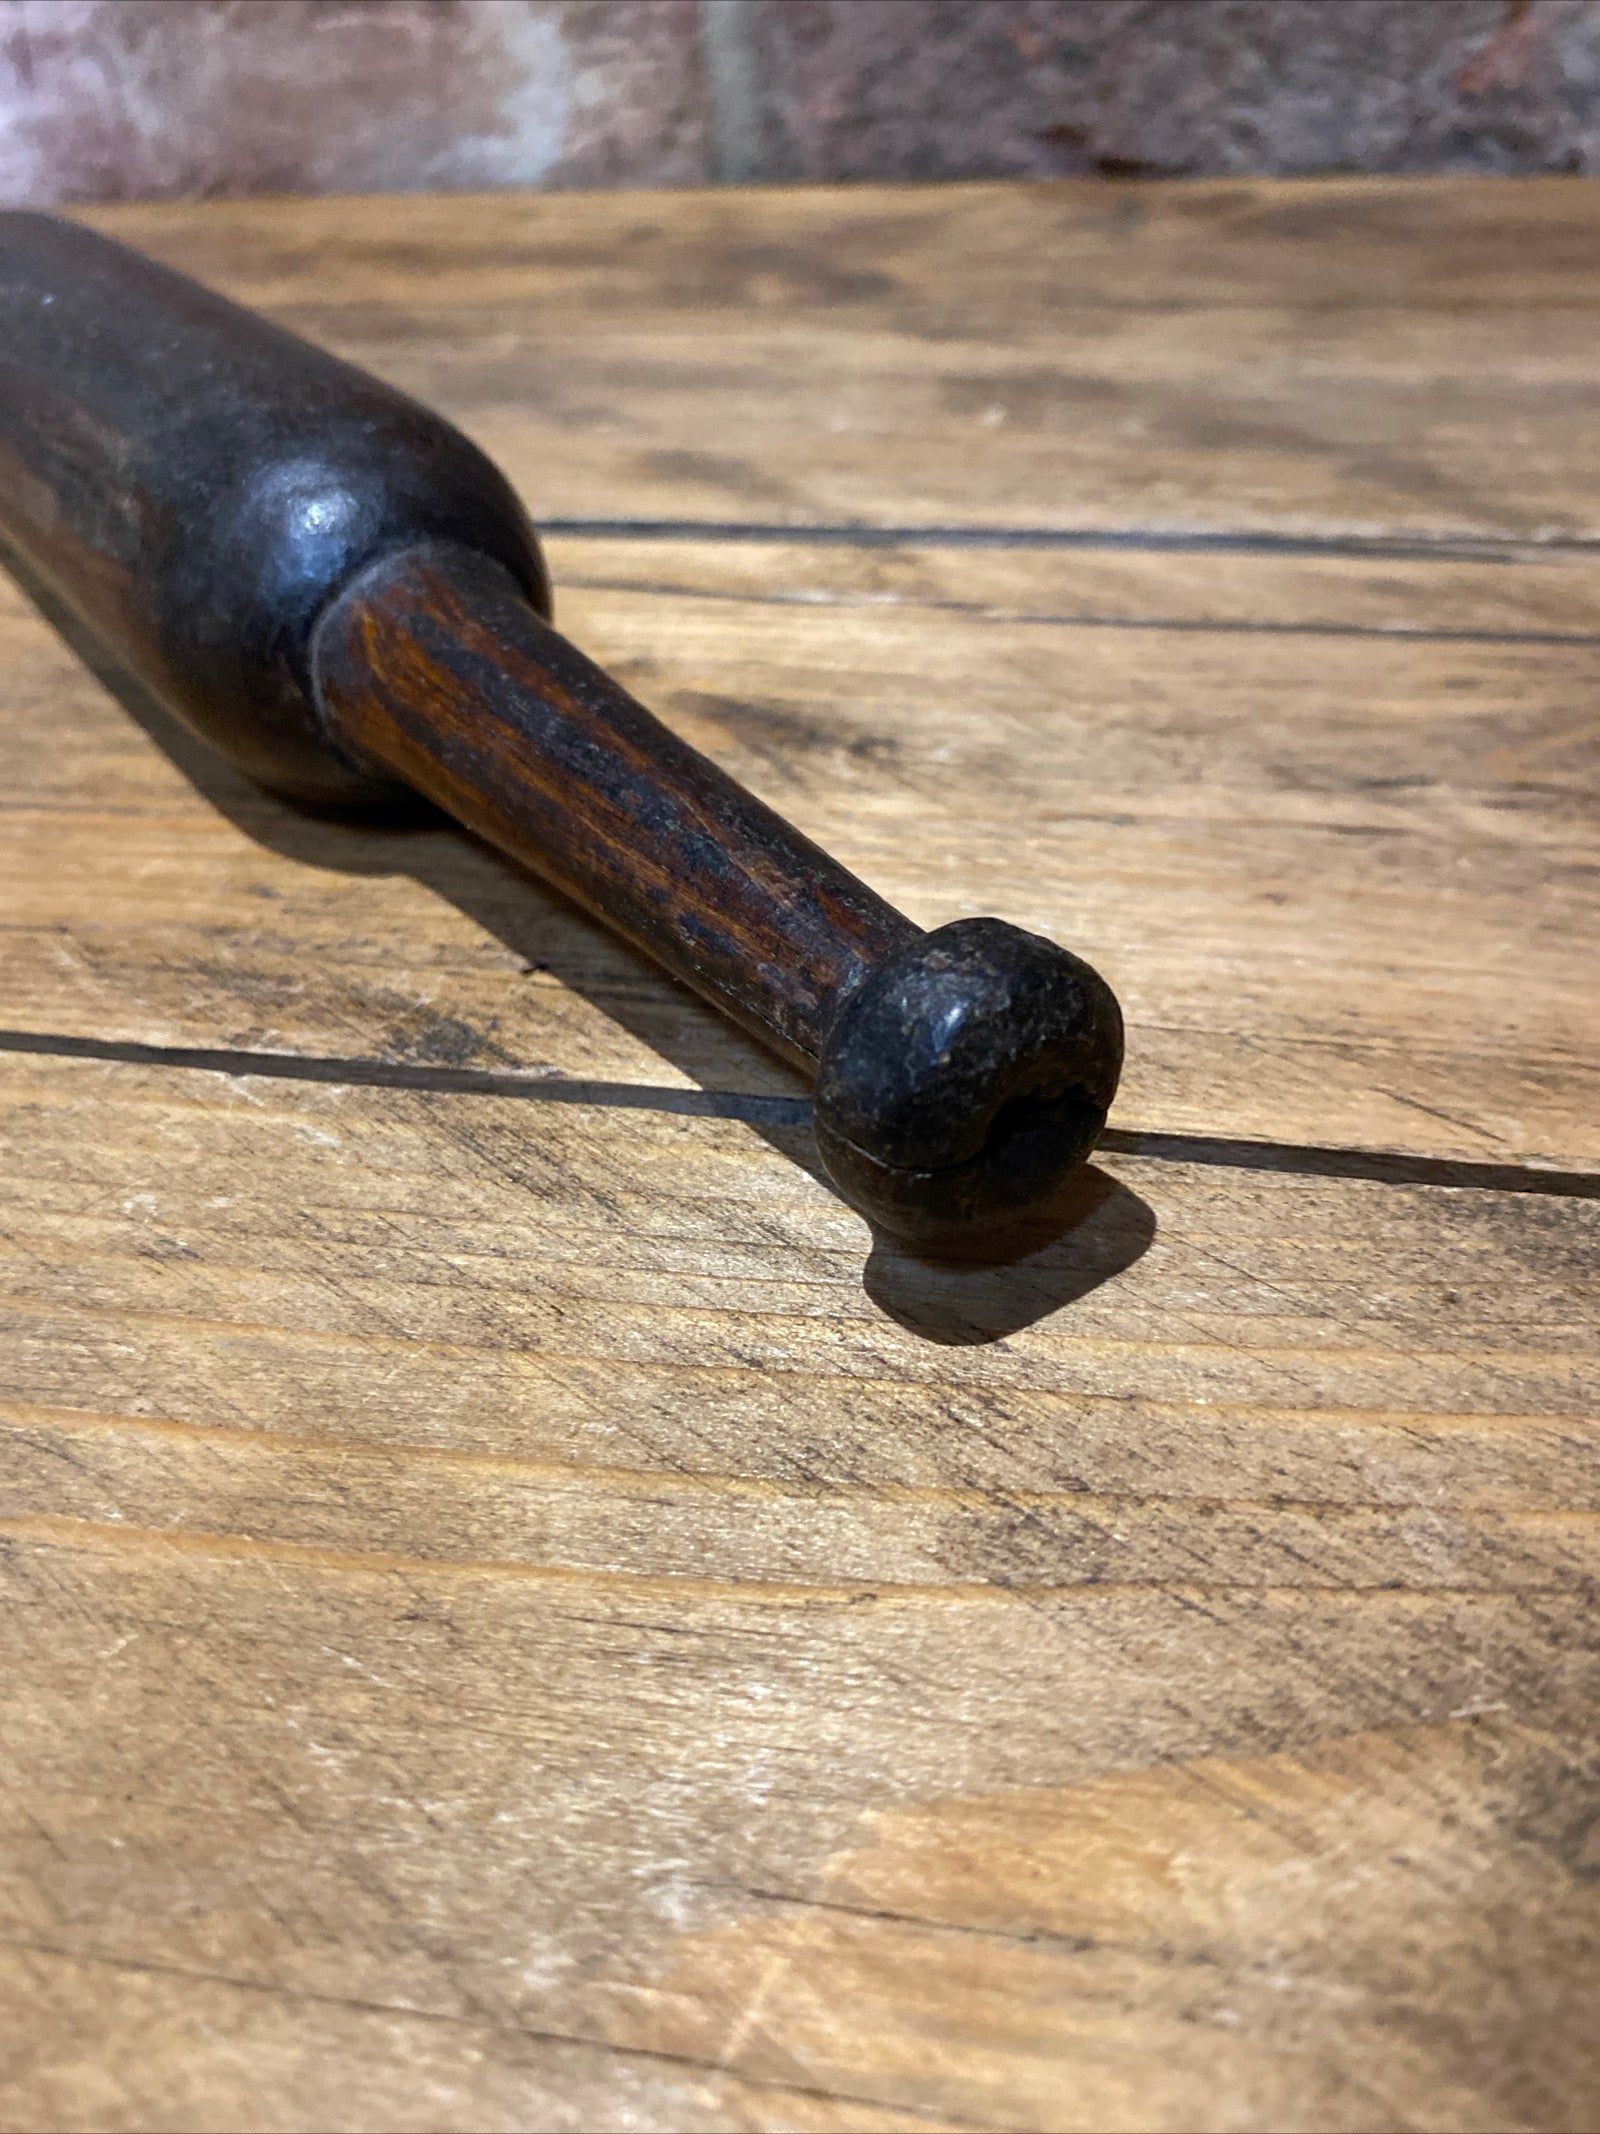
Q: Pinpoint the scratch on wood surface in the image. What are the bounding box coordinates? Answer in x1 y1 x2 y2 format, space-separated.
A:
577 1714 1600 2131
8 1395 1598 1511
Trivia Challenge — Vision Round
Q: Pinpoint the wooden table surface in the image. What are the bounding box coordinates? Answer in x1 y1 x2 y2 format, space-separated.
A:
1 177 1597 2134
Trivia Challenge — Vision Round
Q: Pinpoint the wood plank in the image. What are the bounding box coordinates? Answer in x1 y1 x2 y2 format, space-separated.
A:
76 178 1600 540
2 1054 1596 1551
2 535 1594 1168
0 1051 1595 2130
0 1946 934 2134
4 178 1598 2133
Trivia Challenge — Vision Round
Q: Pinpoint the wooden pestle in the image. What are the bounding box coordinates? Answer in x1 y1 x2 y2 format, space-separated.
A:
0 212 1122 1255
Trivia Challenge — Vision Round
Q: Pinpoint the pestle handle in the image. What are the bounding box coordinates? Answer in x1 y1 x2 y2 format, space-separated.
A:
312 541 916 1074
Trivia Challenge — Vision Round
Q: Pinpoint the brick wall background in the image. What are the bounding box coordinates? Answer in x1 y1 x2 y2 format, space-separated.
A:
0 0 1595 203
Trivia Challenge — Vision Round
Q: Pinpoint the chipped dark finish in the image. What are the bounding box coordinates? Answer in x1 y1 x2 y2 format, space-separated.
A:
0 210 1125 1251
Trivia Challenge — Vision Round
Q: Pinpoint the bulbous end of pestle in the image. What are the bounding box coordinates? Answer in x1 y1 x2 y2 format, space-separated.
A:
813 918 1124 1259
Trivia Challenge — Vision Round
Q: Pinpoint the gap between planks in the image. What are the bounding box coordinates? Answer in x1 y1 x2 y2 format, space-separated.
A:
544 518 1600 645
0 1026 1594 1203
540 518 1600 563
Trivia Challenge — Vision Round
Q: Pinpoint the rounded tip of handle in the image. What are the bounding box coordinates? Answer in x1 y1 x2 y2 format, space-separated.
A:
813 918 1124 1259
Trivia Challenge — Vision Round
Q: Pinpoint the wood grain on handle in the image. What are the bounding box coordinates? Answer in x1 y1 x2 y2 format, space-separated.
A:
312 544 918 1074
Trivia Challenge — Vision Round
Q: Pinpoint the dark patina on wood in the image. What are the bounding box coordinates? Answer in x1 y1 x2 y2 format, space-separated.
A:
0 210 1123 1254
